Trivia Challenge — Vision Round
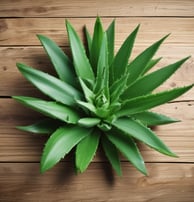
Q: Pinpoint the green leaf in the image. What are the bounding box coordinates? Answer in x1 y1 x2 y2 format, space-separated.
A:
122 57 190 99
118 85 193 116
78 77 93 102
76 130 100 173
16 63 81 106
126 34 169 86
17 119 61 134
113 117 177 157
98 122 112 131
78 117 101 128
13 96 80 124
41 126 92 173
94 33 109 99
132 111 179 126
110 25 139 83
110 73 129 103
76 100 96 114
106 19 115 66
108 102 121 116
102 135 122 176
84 26 92 57
90 17 104 74
66 20 94 83
107 129 147 175
142 57 162 75
37 34 76 87
95 106 110 119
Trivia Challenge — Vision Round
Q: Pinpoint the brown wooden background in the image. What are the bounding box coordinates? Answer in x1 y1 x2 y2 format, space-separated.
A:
0 0 194 201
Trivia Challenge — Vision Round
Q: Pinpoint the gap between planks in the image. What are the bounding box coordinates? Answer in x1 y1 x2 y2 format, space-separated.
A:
0 17 194 46
0 162 194 202
0 99 194 163
0 0 194 17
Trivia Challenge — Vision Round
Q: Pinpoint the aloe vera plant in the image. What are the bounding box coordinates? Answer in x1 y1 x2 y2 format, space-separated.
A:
13 17 193 176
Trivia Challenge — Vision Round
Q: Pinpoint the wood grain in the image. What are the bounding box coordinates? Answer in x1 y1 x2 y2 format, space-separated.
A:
0 46 193 97
0 0 194 17
1 18 194 46
0 162 194 202
0 99 194 162
1 0 194 201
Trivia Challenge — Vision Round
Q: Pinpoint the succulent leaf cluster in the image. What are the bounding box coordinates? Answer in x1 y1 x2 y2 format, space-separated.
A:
13 17 193 176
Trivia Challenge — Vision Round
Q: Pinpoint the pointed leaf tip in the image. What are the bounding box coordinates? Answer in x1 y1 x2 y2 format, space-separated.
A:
107 131 147 175
16 119 61 134
76 130 100 173
16 63 81 106
36 34 44 39
13 96 80 123
66 19 94 82
36 33 76 86
113 118 178 158
119 84 194 116
106 19 115 67
111 24 139 82
133 111 180 126
41 126 92 173
123 56 191 99
90 16 104 74
102 136 122 176
125 32 169 87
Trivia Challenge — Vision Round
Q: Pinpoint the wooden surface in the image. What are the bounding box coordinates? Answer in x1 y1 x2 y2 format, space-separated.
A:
0 0 194 201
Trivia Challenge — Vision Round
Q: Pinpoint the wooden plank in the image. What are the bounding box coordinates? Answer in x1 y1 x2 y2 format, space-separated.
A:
0 18 194 46
1 99 194 162
0 0 193 200
0 45 193 99
0 0 194 17
0 162 194 201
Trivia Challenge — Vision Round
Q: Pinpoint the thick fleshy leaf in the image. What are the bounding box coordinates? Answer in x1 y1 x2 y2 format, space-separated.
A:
37 34 76 86
76 100 96 113
84 26 92 57
16 63 81 106
98 122 112 131
102 135 122 176
113 117 177 157
118 85 193 116
77 100 110 119
95 106 110 119
126 34 169 86
122 57 190 99
41 126 92 173
110 25 139 83
94 33 109 99
17 119 61 134
13 96 80 123
78 77 93 102
108 102 121 116
107 130 147 175
110 73 129 103
133 111 179 126
76 130 100 173
142 57 162 75
78 117 101 128
106 19 115 66
66 20 94 83
90 17 104 74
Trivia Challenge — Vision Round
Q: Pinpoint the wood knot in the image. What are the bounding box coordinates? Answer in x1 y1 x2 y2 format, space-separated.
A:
2 66 7 71
137 176 149 187
33 7 47 13
170 82 176 87
0 20 8 32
